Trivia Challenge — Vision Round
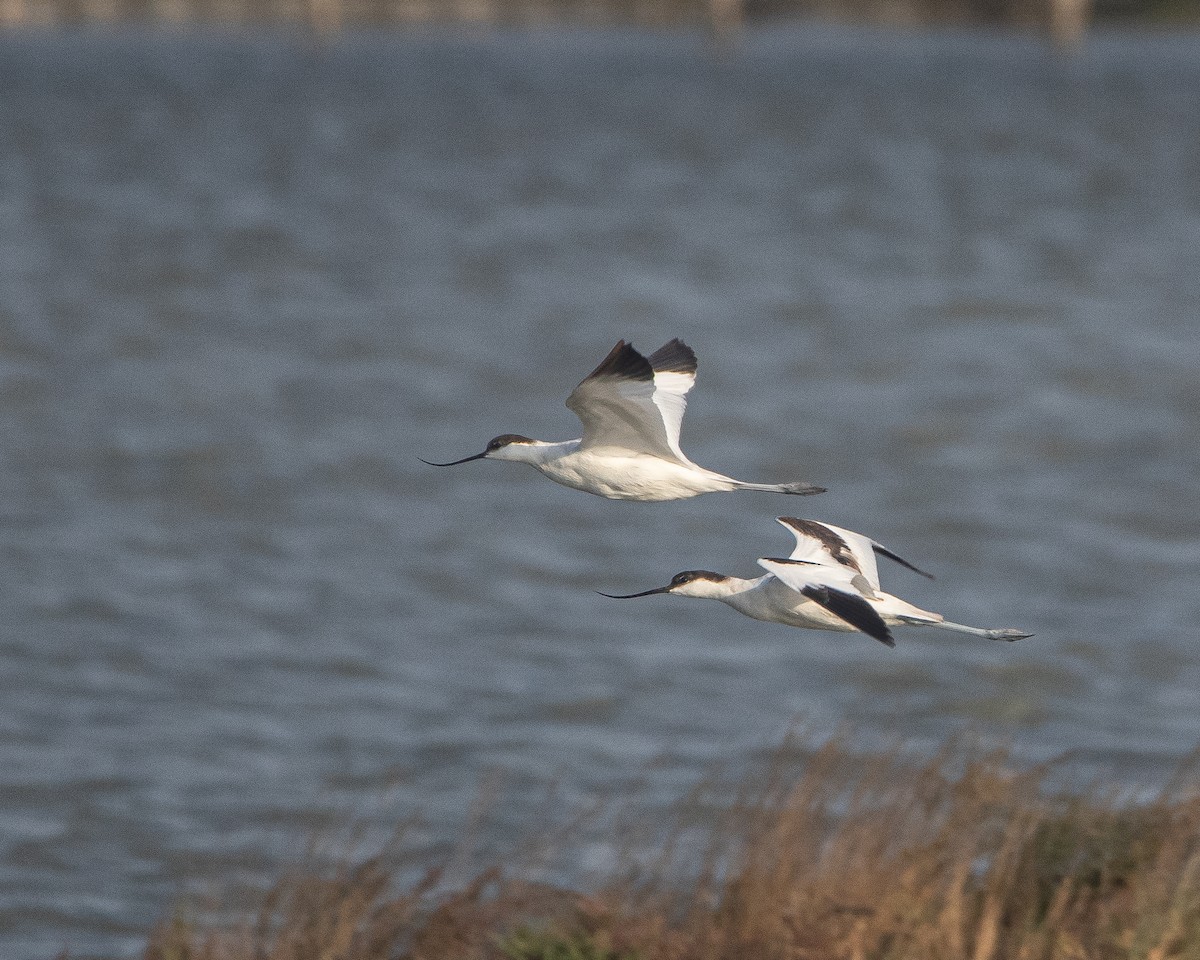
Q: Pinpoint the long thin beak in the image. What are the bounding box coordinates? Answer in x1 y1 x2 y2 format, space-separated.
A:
597 586 671 599
419 451 487 467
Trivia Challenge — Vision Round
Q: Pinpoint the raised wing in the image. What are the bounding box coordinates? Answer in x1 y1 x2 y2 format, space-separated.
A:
776 517 933 590
566 341 682 460
776 517 882 588
758 557 894 647
646 339 698 463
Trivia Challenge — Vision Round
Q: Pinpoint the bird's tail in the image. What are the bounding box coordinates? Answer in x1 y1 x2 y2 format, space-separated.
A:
734 480 826 496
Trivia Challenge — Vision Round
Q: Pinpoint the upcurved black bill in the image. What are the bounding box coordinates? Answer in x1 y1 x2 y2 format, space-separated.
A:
419 451 487 467
597 586 670 599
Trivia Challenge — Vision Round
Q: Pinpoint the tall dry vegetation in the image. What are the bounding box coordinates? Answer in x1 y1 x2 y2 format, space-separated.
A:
145 735 1200 960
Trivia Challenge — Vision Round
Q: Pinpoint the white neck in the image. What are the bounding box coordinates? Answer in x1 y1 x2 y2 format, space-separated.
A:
674 575 762 601
714 576 784 622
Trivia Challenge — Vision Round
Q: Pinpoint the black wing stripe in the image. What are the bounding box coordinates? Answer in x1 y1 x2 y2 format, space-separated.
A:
800 585 895 648
778 517 862 575
581 340 655 384
873 544 936 580
646 338 698 375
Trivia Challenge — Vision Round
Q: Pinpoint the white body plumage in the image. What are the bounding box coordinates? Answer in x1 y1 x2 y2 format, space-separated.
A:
604 517 1032 648
423 340 824 502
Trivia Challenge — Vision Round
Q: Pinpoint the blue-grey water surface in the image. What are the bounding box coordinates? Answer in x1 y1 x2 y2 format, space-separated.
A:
1 23 1199 958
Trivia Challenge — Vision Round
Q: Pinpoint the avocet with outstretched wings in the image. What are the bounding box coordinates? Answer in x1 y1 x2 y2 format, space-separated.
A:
603 517 1032 647
422 340 825 502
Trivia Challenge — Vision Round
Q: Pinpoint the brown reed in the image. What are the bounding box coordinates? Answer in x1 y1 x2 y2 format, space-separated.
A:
143 734 1200 960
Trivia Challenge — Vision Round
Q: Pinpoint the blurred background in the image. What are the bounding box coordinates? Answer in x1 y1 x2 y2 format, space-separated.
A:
1 5 1199 957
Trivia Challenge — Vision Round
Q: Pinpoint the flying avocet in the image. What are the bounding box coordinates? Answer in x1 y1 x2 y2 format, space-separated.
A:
602 516 1033 647
422 339 825 502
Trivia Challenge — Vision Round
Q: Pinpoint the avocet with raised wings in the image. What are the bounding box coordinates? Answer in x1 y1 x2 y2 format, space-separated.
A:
422 339 825 502
602 517 1032 647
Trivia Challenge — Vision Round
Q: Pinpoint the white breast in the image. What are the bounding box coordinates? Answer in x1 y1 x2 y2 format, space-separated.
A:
536 450 732 501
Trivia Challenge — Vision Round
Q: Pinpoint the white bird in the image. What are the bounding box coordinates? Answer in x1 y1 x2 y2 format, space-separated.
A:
602 516 1032 647
421 339 825 502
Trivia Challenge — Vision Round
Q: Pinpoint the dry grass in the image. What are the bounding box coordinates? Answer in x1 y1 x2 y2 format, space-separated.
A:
144 735 1200 960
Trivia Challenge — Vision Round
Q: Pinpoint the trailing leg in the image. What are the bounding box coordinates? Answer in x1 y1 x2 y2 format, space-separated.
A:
901 618 1033 642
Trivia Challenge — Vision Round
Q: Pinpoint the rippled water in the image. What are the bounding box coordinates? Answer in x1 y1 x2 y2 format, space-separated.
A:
1 24 1199 957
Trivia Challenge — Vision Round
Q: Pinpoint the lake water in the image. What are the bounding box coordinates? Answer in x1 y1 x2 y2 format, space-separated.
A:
1 23 1199 958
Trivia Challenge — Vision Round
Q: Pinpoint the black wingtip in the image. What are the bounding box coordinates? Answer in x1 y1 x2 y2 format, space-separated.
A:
874 544 936 580
800 584 894 647
646 338 698 375
582 340 654 383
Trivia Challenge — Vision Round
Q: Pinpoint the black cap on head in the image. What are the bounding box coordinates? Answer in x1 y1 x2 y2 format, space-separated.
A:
486 434 534 451
669 571 727 587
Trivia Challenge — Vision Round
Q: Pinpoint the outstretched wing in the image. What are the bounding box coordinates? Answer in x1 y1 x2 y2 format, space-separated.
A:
758 557 894 647
646 339 698 464
566 341 682 461
776 517 933 590
776 517 882 588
